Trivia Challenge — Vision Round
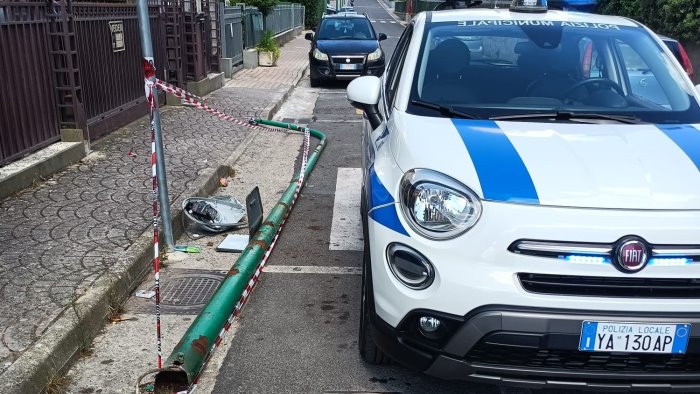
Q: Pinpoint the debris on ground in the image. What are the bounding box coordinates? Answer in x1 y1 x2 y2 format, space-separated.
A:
182 196 247 236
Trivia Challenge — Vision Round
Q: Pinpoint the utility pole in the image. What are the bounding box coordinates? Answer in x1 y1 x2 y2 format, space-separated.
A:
136 0 175 250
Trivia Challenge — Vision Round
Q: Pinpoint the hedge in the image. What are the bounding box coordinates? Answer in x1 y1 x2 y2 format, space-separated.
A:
243 0 279 15
298 0 326 28
595 0 700 44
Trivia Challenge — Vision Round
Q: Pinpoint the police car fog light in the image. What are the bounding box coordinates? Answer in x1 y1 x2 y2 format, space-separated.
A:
419 316 441 333
386 243 434 290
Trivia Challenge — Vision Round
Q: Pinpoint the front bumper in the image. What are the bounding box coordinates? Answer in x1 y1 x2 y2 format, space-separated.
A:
369 306 700 391
309 56 384 81
365 190 700 389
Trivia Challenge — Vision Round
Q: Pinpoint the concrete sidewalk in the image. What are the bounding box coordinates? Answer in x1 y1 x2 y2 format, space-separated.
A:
0 32 309 393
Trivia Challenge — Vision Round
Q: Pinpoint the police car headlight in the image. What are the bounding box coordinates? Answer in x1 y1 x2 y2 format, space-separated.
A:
367 47 382 62
400 169 481 240
313 48 328 61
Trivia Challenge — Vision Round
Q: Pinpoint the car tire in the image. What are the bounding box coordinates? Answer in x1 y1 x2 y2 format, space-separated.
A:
310 77 321 87
359 195 390 365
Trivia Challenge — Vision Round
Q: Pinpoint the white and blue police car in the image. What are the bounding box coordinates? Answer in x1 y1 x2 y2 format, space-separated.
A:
347 0 700 390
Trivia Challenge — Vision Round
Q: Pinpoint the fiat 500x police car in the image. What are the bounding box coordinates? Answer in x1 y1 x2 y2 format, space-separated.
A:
347 0 700 390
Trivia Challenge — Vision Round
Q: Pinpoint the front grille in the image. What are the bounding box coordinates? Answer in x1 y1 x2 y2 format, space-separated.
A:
466 339 700 373
519 273 700 298
331 55 364 64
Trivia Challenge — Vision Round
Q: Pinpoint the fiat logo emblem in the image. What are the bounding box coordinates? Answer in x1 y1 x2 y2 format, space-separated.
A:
614 238 649 273
346 58 351 63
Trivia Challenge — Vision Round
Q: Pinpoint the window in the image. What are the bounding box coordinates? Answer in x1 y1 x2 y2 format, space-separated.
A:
406 20 699 124
317 18 375 40
384 24 413 112
616 39 670 107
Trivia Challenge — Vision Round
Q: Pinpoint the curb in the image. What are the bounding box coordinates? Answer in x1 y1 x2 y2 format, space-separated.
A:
260 66 309 120
0 64 303 394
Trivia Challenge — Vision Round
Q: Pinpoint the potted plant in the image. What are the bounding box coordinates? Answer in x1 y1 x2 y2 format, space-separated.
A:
257 30 280 67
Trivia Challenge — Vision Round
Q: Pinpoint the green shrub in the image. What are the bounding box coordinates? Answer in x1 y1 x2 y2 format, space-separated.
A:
256 29 281 61
297 0 326 28
596 0 700 44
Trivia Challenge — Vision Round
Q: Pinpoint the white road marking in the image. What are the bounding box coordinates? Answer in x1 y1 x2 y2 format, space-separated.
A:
370 20 376 22
374 0 407 25
314 119 363 123
379 20 386 23
329 167 363 251
263 265 362 274
389 21 396 23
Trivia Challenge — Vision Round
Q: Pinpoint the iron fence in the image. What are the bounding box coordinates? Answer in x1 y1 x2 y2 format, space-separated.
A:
73 2 166 139
235 3 304 51
0 1 60 166
0 0 302 167
264 3 304 36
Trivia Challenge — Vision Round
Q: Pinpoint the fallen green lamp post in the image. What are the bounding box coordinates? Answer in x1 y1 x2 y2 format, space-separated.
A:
153 120 327 391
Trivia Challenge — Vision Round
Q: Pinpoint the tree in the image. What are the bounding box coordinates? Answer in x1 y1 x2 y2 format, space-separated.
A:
596 0 700 43
242 0 279 16
297 0 326 28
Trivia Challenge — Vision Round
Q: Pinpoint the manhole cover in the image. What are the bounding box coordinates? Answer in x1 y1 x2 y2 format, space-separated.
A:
159 274 222 307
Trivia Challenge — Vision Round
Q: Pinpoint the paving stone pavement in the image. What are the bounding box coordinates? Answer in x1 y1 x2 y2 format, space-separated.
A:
228 37 310 90
0 33 310 375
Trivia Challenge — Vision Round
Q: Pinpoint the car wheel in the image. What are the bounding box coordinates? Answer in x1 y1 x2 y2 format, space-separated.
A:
359 196 390 365
310 77 321 87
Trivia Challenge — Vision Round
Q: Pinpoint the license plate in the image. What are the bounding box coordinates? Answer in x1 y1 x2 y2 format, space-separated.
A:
579 321 690 354
338 63 357 70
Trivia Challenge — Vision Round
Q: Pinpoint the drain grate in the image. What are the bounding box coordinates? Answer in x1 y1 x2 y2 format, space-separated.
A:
159 274 222 307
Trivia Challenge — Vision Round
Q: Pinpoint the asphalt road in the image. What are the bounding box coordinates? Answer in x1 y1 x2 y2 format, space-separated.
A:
210 3 577 393
209 2 491 392
352 0 405 60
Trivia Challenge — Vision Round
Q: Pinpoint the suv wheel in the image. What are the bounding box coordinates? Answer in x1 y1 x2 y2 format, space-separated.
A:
359 195 390 365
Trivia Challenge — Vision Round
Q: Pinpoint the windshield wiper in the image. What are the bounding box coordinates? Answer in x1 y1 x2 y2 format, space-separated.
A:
411 99 480 119
490 111 642 124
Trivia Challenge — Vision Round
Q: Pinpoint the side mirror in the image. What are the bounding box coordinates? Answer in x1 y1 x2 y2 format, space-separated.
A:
305 32 313 41
347 76 383 129
378 33 387 41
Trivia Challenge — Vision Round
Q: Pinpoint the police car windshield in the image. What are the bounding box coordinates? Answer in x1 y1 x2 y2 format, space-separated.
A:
408 19 700 124
317 18 375 40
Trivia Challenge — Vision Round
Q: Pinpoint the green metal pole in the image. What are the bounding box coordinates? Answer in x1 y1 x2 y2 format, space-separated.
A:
154 122 326 390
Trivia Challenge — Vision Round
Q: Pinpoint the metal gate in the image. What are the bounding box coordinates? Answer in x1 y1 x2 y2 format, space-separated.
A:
242 6 263 49
73 2 166 140
220 5 243 66
0 1 60 166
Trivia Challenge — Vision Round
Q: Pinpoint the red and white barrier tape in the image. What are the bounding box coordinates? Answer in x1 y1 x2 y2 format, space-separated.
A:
153 78 291 134
155 79 204 102
144 71 312 392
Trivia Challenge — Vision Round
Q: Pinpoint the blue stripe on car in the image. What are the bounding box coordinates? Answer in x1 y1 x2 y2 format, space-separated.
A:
368 165 409 236
658 124 700 172
452 119 540 204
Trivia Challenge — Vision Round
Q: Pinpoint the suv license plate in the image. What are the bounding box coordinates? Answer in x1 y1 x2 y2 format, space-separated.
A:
579 321 690 354
338 64 357 70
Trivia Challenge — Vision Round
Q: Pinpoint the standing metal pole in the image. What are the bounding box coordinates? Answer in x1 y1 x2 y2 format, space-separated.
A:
137 0 175 250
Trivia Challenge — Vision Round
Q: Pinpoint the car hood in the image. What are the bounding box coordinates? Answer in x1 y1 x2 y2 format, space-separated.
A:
316 39 378 55
390 113 700 210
